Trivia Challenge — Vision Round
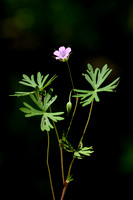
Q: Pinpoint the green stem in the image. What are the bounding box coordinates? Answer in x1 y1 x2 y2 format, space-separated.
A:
67 157 75 179
46 131 55 200
66 61 75 91
79 99 94 146
66 97 78 137
60 99 94 199
49 107 60 143
49 107 65 184
66 61 78 137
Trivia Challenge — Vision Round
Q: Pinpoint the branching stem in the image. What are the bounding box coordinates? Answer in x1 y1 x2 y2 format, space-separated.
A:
60 99 94 200
60 157 75 200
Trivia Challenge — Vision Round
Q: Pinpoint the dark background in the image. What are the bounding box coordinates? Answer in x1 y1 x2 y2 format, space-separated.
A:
1 0 133 199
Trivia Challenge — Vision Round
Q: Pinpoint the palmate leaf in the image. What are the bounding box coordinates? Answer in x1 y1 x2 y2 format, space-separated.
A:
60 133 94 159
60 132 75 153
74 145 94 159
10 91 34 97
20 89 64 131
73 64 120 106
10 72 57 97
41 112 64 131
19 72 57 90
20 102 44 117
29 88 57 111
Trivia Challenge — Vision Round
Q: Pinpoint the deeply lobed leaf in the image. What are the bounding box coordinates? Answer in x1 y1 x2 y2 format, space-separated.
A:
10 72 57 97
73 63 120 106
20 89 64 132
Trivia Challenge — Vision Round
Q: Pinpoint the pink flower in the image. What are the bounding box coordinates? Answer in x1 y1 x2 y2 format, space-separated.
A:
53 46 71 62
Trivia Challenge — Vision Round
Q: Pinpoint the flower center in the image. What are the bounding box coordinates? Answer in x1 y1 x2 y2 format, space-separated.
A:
60 50 66 57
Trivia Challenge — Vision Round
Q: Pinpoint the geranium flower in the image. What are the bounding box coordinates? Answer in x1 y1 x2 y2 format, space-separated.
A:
53 46 71 62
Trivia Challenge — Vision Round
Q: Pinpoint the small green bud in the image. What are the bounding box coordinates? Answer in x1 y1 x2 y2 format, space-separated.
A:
66 101 72 114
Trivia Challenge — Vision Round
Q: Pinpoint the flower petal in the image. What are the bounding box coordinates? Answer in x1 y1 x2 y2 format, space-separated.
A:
53 50 60 56
55 57 61 60
59 46 65 52
66 47 71 54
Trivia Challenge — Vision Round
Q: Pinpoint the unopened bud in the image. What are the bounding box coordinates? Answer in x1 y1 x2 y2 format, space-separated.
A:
66 101 72 114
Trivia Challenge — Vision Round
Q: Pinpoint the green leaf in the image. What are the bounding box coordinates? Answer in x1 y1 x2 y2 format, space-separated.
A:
43 95 57 111
60 132 75 153
20 102 44 117
10 72 57 97
37 72 44 88
29 92 44 111
78 146 94 156
10 91 34 97
41 74 57 90
67 175 74 183
97 77 120 92
74 152 82 159
41 114 54 132
19 74 37 88
40 112 64 132
74 145 94 159
46 112 64 122
73 64 120 106
19 90 64 132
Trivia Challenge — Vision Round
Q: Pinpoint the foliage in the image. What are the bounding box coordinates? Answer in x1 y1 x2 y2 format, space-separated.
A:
60 132 75 153
73 64 120 106
10 72 57 97
20 88 64 131
10 47 120 200
10 72 64 132
60 133 94 159
73 142 94 159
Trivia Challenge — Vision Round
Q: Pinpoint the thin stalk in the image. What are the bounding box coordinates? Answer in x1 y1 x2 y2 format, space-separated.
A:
66 62 78 136
49 106 65 184
52 122 65 184
60 99 94 200
66 61 75 91
60 183 68 200
60 157 75 200
79 99 94 146
66 97 78 137
66 157 75 179
49 107 60 143
46 131 55 200
60 144 65 184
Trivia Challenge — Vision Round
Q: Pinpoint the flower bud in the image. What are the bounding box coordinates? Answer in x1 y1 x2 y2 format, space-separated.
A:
66 101 72 114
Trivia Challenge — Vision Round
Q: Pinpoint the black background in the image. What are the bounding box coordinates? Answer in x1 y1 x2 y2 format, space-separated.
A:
1 0 133 199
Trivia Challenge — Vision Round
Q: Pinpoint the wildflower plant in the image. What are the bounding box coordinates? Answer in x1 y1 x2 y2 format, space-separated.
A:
10 46 120 200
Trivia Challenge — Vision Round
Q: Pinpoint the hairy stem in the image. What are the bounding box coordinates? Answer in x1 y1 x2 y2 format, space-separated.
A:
46 131 55 200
